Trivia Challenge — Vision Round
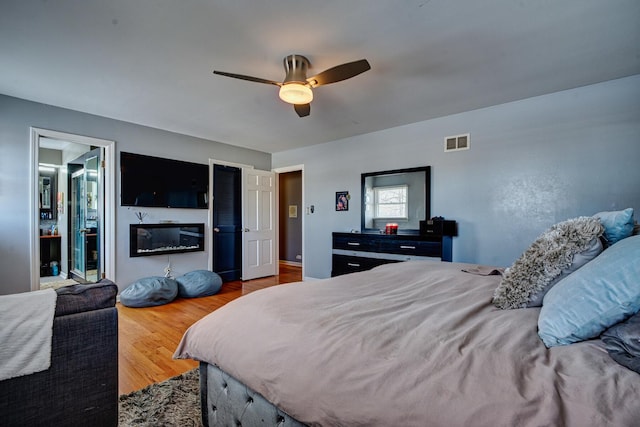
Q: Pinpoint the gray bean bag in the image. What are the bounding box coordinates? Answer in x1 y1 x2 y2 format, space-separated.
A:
120 276 178 307
176 270 223 298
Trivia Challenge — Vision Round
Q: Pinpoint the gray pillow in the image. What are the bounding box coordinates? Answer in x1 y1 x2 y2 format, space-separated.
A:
176 270 222 298
120 276 178 307
492 216 604 309
526 237 603 306
601 311 640 373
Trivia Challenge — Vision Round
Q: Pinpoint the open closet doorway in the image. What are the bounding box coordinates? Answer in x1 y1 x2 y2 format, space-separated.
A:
275 166 304 278
30 128 115 291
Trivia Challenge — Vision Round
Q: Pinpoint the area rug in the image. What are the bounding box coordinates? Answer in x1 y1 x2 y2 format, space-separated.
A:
119 368 202 426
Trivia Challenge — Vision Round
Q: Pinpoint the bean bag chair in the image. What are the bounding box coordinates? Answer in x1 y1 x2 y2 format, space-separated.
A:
176 270 222 298
120 276 178 307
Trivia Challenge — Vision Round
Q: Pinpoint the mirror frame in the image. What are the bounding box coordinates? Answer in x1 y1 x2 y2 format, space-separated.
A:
361 166 431 234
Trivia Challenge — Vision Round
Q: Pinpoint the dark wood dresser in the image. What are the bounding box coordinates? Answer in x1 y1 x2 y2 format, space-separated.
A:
331 231 454 277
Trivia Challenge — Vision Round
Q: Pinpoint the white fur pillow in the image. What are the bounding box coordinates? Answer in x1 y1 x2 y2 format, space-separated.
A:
492 217 604 309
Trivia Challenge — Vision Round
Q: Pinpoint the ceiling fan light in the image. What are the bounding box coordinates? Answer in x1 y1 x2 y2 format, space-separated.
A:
279 83 313 105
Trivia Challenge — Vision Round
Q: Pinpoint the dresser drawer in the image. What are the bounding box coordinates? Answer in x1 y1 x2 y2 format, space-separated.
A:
378 238 442 257
332 234 376 251
331 254 398 277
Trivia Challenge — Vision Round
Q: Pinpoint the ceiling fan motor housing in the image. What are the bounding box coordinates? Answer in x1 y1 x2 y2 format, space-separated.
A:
283 54 311 84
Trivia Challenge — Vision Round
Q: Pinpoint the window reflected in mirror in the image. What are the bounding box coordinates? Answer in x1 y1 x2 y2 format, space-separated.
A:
373 185 408 219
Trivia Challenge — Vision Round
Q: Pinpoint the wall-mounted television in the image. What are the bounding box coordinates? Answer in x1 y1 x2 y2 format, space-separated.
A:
120 152 209 209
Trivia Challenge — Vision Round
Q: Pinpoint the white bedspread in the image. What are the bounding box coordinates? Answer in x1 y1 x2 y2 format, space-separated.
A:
175 261 640 426
0 288 57 381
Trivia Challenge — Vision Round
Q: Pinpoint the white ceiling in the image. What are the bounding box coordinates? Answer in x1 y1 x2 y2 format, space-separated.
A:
2 1 639 154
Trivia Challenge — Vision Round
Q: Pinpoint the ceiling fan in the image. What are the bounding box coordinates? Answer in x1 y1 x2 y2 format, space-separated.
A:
213 54 371 117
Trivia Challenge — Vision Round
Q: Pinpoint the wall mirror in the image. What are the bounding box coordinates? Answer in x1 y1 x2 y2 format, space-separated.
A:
361 166 431 233
39 172 57 219
39 175 52 209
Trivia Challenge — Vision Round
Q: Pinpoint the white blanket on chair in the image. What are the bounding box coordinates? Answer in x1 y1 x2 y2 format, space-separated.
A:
0 288 57 381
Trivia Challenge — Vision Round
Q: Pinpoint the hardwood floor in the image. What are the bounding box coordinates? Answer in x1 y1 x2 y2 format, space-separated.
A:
117 264 302 395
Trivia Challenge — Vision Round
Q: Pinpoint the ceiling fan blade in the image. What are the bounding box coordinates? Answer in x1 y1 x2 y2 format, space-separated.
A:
213 70 281 86
294 103 310 117
307 59 371 87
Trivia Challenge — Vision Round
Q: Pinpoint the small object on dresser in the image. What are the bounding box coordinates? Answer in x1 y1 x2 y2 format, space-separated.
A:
420 218 457 236
385 223 398 234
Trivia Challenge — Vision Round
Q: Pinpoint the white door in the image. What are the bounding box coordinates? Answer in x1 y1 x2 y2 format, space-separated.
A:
242 168 276 280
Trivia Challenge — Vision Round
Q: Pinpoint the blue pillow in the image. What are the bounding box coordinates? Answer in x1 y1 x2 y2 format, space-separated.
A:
593 208 634 246
538 234 640 347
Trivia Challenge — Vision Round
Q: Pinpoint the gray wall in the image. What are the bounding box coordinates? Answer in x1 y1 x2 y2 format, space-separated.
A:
0 94 271 295
273 75 640 279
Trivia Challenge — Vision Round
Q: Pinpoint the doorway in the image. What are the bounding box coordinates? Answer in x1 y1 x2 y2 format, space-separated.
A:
274 165 304 278
278 171 303 267
30 128 116 291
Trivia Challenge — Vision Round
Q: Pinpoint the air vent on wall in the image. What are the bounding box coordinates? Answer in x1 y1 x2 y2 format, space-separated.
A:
444 133 470 152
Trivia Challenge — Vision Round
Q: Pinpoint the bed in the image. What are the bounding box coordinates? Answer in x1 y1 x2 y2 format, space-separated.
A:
175 220 639 426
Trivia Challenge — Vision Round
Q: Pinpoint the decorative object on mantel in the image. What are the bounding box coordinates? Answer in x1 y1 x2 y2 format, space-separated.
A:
134 211 148 224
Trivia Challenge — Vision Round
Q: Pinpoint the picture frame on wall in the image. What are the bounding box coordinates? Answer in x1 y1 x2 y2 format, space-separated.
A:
336 191 349 211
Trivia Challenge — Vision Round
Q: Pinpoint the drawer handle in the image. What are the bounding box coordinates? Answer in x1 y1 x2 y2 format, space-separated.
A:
347 242 361 246
347 263 361 267
400 245 416 249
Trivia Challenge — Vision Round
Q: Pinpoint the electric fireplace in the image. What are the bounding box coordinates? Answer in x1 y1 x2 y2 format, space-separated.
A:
129 223 205 257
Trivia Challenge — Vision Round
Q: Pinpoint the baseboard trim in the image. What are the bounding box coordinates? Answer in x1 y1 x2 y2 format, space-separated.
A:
279 260 302 267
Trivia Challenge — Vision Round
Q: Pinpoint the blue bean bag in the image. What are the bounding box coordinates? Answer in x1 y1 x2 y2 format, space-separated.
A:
176 270 223 298
120 276 178 307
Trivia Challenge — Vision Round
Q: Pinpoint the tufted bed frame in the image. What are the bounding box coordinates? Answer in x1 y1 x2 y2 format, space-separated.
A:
199 363 305 426
176 255 640 427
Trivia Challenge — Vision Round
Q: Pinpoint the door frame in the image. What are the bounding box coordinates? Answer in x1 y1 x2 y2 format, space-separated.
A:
29 127 116 291
273 164 304 279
